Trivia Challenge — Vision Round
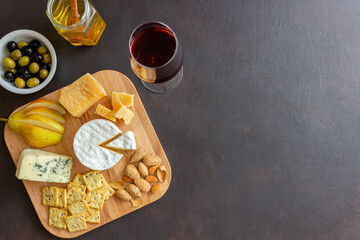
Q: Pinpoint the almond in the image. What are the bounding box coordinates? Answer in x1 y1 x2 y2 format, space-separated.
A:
123 175 133 182
151 182 162 194
145 175 158 183
134 179 151 192
130 148 147 163
109 180 126 190
126 184 141 198
116 189 132 201
156 165 166 183
138 162 148 177
143 154 161 167
125 164 140 180
130 198 143 207
148 165 159 175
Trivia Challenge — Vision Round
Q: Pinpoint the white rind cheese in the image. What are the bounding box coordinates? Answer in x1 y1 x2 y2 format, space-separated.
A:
106 131 136 150
73 119 123 170
16 149 73 183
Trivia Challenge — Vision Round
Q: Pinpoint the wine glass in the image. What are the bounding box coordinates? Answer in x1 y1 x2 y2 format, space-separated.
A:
129 22 183 93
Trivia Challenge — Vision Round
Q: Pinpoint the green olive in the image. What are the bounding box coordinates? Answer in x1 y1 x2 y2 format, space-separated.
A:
42 54 51 64
3 57 16 69
18 56 30 67
26 78 40 88
39 69 49 79
29 62 39 74
17 41 28 49
4 68 16 74
37 46 48 55
11 49 22 61
15 77 25 88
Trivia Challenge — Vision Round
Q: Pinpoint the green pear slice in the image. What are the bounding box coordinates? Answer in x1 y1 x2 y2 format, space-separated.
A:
22 106 65 124
24 99 66 115
8 114 63 148
13 114 65 134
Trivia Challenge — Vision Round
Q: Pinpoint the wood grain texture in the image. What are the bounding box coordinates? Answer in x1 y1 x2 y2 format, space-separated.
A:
3 70 171 238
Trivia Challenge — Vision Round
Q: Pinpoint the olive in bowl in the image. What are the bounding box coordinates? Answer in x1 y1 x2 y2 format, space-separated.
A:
0 30 57 94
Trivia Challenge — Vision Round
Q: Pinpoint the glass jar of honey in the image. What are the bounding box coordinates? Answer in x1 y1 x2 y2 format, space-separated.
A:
46 0 106 46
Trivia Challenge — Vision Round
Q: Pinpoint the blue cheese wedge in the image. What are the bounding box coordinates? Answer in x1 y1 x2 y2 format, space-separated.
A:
105 131 136 150
16 149 73 183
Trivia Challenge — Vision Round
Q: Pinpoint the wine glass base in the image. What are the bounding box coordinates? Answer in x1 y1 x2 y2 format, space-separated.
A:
141 67 183 93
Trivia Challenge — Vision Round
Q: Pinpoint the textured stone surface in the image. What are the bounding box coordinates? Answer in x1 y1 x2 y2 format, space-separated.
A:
1 0 360 239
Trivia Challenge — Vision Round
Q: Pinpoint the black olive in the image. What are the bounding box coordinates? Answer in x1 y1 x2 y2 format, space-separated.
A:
4 71 15 82
39 63 51 71
30 53 43 63
18 68 31 80
6 41 17 52
21 46 33 56
29 40 41 50
17 67 26 74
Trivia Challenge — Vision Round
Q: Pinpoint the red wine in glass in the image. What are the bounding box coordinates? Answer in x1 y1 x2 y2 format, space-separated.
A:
129 22 183 93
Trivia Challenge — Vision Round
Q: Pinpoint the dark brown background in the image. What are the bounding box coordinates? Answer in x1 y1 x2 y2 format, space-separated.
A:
0 0 359 239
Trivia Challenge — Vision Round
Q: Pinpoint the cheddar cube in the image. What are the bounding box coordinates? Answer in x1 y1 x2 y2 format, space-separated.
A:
115 103 134 125
112 92 134 112
94 104 116 122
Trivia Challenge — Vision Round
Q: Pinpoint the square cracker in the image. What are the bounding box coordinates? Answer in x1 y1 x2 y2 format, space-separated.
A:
67 188 85 205
82 171 106 192
49 207 67 229
64 214 87 232
86 208 100 223
68 199 92 217
97 184 115 201
42 186 59 207
86 189 106 209
67 182 86 194
58 188 67 209
72 173 85 185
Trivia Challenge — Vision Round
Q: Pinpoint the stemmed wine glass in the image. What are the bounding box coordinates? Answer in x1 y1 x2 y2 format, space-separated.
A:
129 22 183 93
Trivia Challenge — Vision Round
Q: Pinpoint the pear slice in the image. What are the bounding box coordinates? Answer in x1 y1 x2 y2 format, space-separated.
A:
24 99 66 115
7 112 63 148
14 114 65 134
22 106 65 124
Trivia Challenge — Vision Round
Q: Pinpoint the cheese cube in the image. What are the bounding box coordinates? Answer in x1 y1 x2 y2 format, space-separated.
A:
112 92 134 111
16 149 73 183
115 103 134 125
94 104 116 122
58 73 107 117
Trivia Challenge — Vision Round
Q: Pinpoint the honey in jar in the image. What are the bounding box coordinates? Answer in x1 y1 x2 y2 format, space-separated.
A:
46 0 106 46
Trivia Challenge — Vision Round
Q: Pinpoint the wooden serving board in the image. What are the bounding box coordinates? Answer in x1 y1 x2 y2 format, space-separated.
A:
4 70 171 238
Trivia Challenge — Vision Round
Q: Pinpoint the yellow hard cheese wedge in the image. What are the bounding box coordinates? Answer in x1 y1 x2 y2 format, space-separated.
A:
58 73 107 117
115 103 134 125
94 104 116 122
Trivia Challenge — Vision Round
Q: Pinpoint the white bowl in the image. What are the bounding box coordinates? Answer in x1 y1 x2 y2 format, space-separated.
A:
0 29 57 94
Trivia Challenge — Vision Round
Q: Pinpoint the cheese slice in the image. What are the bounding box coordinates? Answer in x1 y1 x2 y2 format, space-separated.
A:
106 131 136 150
58 73 107 117
16 149 73 183
73 119 123 170
112 92 134 111
115 103 134 125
